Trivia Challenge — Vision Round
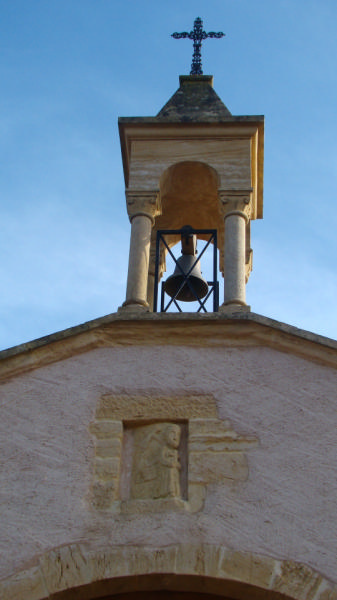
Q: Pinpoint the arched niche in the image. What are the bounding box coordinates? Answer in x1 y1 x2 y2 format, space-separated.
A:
157 160 221 238
18 573 314 600
48 579 289 600
147 161 223 305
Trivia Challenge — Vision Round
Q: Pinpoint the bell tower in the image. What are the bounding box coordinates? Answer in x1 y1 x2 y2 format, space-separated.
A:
2 19 337 600
118 32 264 314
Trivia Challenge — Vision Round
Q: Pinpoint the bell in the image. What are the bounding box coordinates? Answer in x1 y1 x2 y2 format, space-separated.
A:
164 255 209 302
164 229 209 303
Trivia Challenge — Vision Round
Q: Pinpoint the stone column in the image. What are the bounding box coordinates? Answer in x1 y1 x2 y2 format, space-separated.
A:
219 191 252 308
121 190 160 312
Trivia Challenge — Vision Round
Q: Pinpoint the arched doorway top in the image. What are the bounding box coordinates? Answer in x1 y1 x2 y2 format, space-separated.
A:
1 543 334 600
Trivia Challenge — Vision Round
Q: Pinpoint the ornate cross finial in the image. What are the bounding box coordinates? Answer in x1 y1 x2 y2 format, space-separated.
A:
171 17 225 75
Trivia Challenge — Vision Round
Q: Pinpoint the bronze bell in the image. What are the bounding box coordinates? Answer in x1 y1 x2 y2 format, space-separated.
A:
164 230 209 302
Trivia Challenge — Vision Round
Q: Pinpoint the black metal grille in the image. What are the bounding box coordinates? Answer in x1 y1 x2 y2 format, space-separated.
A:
153 227 219 313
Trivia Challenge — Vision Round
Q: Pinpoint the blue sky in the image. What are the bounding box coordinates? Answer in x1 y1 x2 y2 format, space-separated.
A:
1 0 337 350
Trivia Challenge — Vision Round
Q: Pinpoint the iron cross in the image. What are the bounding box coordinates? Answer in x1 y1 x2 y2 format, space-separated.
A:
171 17 225 75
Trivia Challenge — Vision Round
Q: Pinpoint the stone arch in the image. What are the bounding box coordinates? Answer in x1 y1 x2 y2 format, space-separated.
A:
1 543 335 600
148 161 223 305
158 161 221 232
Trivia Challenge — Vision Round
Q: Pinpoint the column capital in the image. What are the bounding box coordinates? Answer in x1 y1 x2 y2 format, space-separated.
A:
126 190 161 225
218 189 253 223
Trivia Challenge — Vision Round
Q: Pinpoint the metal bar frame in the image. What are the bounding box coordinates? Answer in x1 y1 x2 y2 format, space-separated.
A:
154 227 218 313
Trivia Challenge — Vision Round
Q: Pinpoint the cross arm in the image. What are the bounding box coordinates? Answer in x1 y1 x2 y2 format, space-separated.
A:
171 32 191 39
206 32 225 39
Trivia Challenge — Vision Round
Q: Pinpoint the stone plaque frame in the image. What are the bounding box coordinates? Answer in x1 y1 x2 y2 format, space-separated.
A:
89 394 258 513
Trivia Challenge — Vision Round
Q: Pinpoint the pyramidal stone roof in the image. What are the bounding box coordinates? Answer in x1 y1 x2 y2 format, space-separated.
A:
156 75 232 122
118 75 263 126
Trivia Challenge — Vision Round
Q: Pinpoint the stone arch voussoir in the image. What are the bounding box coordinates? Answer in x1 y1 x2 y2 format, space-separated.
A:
0 543 336 600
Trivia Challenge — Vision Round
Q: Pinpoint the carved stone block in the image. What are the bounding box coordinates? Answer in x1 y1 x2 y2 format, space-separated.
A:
129 422 183 500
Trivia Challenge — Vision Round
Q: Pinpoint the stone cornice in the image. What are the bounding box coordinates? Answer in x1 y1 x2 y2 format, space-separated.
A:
126 190 161 224
0 312 336 382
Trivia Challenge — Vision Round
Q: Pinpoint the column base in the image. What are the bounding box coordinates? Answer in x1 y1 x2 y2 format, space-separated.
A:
219 303 251 315
118 300 150 314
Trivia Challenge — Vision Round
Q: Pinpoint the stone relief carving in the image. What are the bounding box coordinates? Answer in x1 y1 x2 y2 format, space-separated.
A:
89 393 258 513
130 423 181 500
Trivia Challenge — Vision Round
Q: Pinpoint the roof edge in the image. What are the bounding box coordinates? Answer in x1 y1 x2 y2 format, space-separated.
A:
118 116 265 124
0 312 336 382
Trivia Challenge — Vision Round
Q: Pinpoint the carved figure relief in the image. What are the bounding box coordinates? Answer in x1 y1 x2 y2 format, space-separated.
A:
130 423 181 500
89 393 259 513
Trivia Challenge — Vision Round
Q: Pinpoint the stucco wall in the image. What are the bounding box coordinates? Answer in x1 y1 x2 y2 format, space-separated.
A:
0 344 336 584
